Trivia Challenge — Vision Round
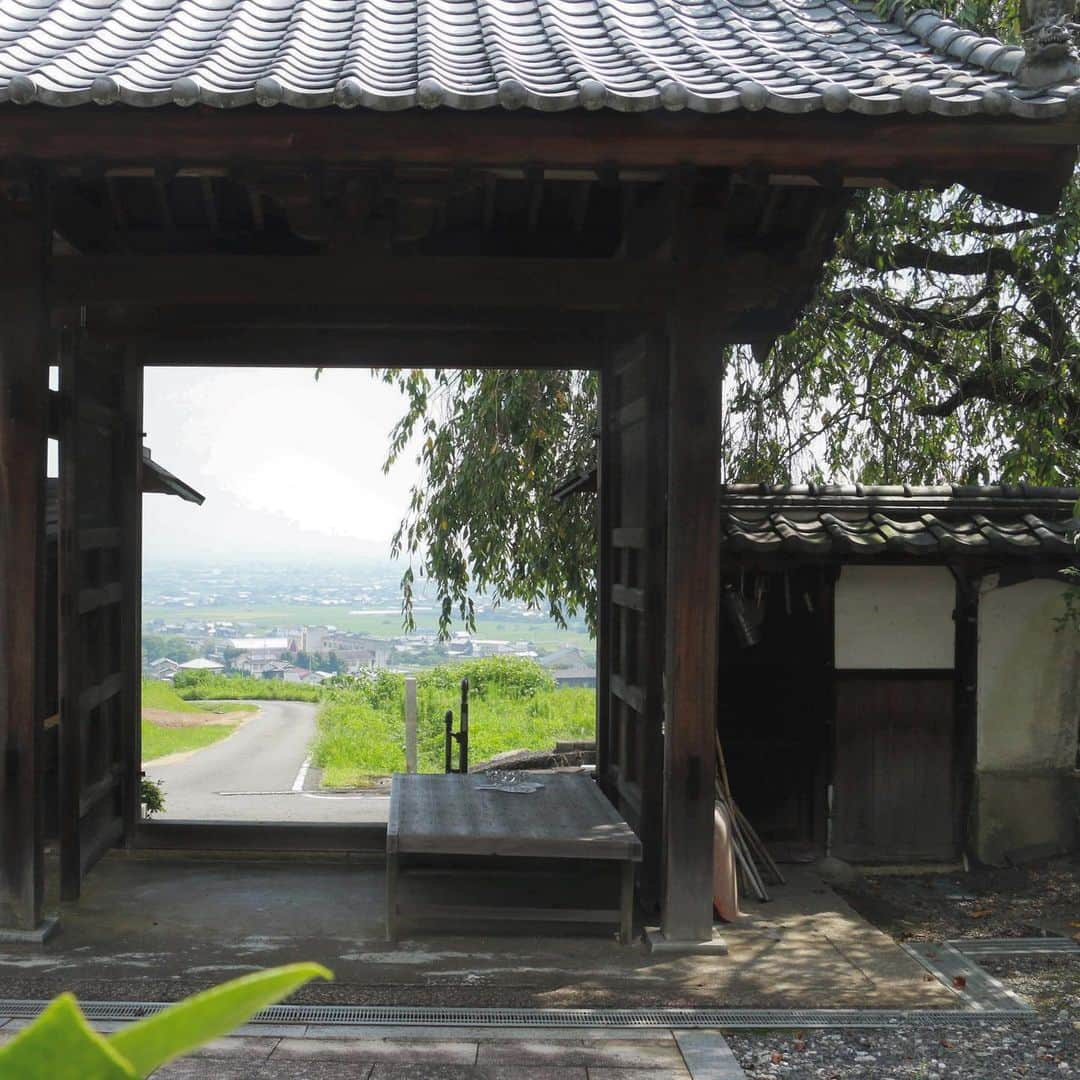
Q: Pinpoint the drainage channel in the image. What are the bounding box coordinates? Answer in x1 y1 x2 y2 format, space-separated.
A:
0 1002 1037 1029
2 937 1072 1032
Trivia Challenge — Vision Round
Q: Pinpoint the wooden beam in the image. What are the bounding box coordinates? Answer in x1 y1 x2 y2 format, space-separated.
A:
135 327 604 370
0 183 49 931
660 305 722 943
0 109 1076 171
52 254 683 312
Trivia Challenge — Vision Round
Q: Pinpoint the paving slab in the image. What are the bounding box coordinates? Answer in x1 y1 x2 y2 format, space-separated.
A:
231 1022 309 1037
369 1069 586 1080
673 1031 746 1078
152 1062 373 1080
477 1038 686 1068
272 1037 478 1064
586 1071 691 1080
150 1062 256 1079
185 1036 281 1059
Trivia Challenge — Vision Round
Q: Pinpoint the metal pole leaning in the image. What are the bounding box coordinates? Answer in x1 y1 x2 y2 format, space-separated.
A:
459 678 469 774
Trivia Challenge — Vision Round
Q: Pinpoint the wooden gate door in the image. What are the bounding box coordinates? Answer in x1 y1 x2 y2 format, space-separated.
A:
832 675 958 863
598 329 667 909
58 334 142 900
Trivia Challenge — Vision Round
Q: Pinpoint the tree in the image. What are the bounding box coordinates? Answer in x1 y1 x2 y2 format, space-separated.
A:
380 368 598 636
380 1 1079 636
143 635 196 664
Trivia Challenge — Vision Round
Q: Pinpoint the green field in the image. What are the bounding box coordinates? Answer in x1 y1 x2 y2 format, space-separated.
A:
142 604 593 650
141 678 255 762
311 657 595 788
142 720 240 762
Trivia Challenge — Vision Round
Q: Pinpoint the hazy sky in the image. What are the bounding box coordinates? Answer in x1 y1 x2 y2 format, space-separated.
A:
142 368 420 562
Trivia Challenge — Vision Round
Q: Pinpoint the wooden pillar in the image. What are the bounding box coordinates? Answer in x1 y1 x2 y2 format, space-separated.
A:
0 179 50 931
952 569 979 862
659 304 722 943
120 348 143 841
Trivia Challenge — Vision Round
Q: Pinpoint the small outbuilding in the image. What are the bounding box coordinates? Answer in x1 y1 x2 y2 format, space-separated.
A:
713 484 1079 867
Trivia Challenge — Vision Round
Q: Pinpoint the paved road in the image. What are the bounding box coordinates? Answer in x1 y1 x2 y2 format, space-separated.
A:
145 700 389 823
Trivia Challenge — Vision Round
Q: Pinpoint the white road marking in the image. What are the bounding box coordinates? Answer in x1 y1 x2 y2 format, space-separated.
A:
292 756 312 793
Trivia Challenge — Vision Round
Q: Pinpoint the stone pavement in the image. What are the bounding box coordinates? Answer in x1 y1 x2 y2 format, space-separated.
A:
0 1022 747 1078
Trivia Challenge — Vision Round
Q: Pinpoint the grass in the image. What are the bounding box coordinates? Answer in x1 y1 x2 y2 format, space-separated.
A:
310 658 595 788
141 678 211 713
141 677 256 762
142 720 240 762
175 674 322 702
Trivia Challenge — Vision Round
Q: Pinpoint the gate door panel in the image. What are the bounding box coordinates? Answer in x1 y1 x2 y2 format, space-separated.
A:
833 675 958 863
58 336 141 900
598 329 668 910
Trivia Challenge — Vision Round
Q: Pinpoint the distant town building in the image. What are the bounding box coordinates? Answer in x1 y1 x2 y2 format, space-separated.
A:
145 657 179 680
229 637 289 659
301 626 330 653
553 667 597 689
539 646 594 671
176 657 224 674
229 637 289 676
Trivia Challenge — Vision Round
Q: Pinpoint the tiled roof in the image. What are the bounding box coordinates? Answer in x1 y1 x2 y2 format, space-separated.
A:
718 483 1080 559
0 0 1077 118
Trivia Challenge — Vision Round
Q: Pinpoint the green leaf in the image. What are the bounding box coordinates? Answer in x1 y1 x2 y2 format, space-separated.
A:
0 993 136 1080
108 963 332 1076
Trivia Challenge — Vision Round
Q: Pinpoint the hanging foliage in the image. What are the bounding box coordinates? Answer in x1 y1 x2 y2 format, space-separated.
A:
379 1 1079 636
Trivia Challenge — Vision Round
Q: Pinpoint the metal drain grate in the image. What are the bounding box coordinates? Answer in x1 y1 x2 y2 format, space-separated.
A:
949 937 1080 958
0 1001 1039 1029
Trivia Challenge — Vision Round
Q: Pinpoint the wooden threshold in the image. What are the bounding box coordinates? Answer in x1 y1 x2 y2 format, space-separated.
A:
134 820 387 854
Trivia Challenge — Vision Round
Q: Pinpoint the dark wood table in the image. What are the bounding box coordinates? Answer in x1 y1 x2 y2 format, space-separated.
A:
386 772 642 944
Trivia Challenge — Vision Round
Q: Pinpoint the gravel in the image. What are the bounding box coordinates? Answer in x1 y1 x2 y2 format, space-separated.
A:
727 862 1080 1080
728 1003 1077 1079
833 856 1080 943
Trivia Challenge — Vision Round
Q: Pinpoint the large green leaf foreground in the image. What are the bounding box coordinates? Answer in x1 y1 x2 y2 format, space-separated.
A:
0 963 332 1078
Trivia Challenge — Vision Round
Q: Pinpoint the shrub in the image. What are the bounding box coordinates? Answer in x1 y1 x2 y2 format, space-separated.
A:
309 657 592 787
175 674 322 703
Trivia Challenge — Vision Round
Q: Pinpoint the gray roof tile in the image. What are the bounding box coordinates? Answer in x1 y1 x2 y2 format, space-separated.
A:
717 483 1079 560
0 0 1076 116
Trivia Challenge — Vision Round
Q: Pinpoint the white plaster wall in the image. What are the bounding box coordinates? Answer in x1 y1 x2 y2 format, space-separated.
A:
834 565 956 670
977 577 1080 771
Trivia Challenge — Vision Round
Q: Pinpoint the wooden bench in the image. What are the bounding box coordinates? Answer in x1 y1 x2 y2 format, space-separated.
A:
386 772 642 944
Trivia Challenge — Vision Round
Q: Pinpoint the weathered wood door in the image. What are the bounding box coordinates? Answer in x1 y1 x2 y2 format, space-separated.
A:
832 675 958 863
597 329 667 909
58 334 142 900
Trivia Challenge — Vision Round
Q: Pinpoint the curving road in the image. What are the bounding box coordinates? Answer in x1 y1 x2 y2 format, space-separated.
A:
144 699 389 823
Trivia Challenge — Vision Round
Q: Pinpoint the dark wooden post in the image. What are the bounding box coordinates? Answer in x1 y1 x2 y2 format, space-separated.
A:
951 569 979 862
0 179 50 932
120 349 144 840
658 304 722 945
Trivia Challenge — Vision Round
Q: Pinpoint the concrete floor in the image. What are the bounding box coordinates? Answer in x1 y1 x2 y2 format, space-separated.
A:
0 855 956 1011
